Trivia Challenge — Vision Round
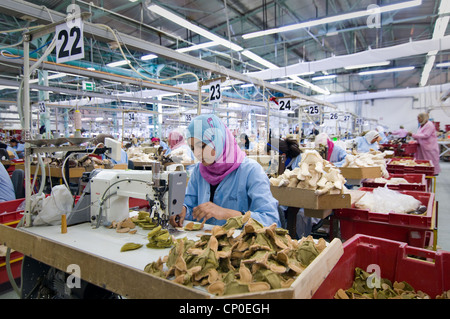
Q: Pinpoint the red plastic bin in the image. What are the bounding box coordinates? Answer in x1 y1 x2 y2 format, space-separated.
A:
361 173 427 192
313 234 450 299
387 158 434 176
331 187 435 248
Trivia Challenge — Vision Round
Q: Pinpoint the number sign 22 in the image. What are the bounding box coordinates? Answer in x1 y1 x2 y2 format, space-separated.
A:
55 18 84 63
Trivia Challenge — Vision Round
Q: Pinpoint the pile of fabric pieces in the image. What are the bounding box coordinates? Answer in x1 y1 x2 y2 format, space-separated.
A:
144 212 327 296
127 146 157 163
341 150 389 177
335 267 450 299
269 150 347 195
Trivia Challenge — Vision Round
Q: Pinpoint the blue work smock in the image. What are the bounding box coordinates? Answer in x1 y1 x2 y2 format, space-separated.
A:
329 144 348 167
355 136 379 153
184 157 280 227
0 163 15 202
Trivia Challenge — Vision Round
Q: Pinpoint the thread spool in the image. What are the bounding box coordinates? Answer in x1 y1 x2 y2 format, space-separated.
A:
61 214 67 234
74 110 82 131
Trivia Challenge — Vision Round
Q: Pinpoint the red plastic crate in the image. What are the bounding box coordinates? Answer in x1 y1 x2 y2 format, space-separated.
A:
331 188 436 248
362 173 427 192
387 158 435 176
313 234 450 299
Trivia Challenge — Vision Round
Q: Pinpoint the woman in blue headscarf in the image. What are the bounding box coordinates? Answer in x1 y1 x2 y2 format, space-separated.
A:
169 114 280 228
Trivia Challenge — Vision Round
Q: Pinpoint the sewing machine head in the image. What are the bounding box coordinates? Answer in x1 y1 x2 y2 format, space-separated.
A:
68 165 186 228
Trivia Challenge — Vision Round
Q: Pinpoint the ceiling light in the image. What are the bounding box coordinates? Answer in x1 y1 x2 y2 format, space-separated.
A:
242 0 422 39
29 72 67 83
147 4 243 52
106 60 130 67
436 62 450 67
289 75 330 95
359 66 415 76
312 74 337 81
270 79 296 84
176 42 217 53
344 61 391 70
141 54 158 61
241 50 278 69
240 83 254 88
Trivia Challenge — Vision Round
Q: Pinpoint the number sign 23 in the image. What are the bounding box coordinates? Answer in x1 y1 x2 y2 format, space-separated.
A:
55 18 84 63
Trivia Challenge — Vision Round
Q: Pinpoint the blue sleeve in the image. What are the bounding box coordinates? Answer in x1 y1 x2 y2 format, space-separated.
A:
245 162 280 227
183 164 200 220
333 146 348 167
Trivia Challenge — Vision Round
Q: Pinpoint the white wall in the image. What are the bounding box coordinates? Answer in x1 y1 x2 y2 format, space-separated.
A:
322 83 450 134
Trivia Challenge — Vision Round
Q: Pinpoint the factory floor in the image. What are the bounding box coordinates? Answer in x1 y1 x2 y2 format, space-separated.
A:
1 161 449 299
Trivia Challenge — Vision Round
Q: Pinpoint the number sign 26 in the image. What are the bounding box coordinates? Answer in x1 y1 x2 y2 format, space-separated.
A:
55 18 84 63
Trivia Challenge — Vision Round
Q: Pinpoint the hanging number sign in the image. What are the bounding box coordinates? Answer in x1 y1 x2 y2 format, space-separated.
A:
304 105 320 115
329 112 338 120
209 81 222 102
278 98 292 111
55 18 84 63
38 101 46 113
128 112 136 122
185 114 192 123
356 118 364 125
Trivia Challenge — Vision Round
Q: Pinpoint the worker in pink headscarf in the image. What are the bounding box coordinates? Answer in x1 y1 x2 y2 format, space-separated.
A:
407 113 441 175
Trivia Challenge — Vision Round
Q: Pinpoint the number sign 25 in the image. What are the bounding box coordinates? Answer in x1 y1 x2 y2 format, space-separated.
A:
55 18 84 63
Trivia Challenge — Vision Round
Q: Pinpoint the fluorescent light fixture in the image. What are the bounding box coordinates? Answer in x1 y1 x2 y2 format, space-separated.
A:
270 79 296 84
0 85 17 90
29 72 67 83
437 62 450 67
241 50 278 69
312 74 337 81
289 75 330 95
240 83 254 88
242 0 422 39
147 4 243 52
344 61 391 70
106 60 130 67
95 117 104 121
141 54 158 61
176 42 217 53
359 66 415 76
419 0 449 86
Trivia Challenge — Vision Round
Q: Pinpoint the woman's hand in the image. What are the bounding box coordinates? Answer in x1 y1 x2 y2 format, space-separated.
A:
192 202 241 222
169 206 186 227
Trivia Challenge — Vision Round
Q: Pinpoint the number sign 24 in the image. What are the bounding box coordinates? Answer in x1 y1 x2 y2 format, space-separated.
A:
55 18 84 63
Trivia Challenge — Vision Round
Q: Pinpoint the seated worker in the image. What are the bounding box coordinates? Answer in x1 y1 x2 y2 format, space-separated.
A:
169 114 280 228
93 134 128 165
9 138 25 159
266 137 302 170
7 139 19 160
238 133 254 151
314 133 347 167
376 126 389 144
355 130 381 152
165 130 196 174
0 162 15 202
151 137 169 153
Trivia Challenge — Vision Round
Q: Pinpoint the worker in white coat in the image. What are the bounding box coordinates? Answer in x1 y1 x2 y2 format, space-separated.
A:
408 112 441 175
376 126 389 144
314 133 348 167
169 114 280 228
355 130 381 152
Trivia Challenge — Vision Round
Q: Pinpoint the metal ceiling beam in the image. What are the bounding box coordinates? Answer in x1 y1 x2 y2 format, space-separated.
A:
0 0 336 108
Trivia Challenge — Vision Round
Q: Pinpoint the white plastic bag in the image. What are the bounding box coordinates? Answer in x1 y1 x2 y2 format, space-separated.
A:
355 187 421 214
33 185 74 226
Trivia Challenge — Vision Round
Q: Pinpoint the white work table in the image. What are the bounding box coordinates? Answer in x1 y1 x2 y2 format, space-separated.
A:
438 140 450 158
0 220 216 299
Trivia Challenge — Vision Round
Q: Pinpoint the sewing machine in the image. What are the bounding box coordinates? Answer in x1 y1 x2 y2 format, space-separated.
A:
67 163 187 228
